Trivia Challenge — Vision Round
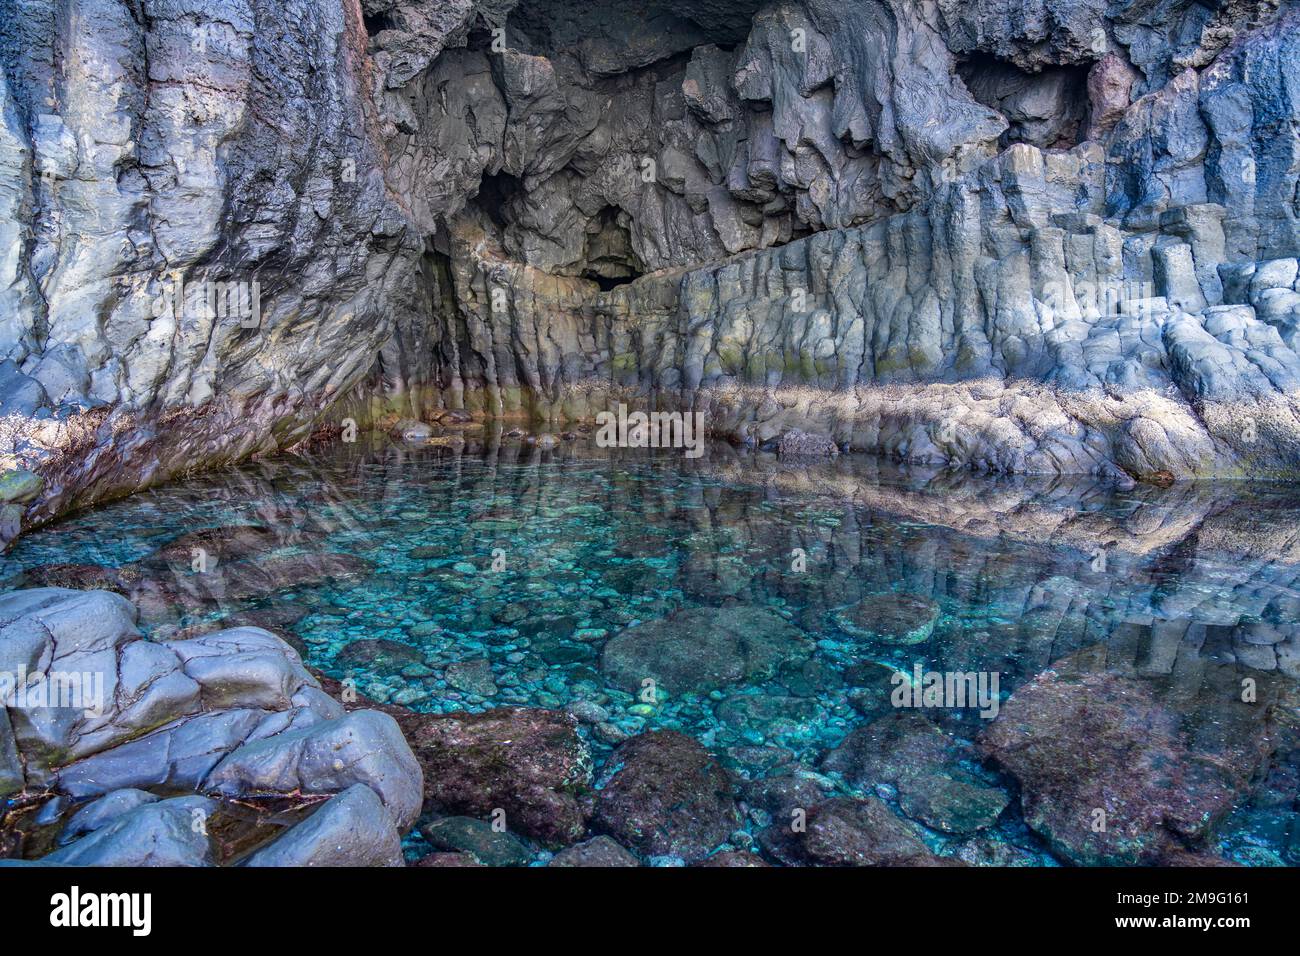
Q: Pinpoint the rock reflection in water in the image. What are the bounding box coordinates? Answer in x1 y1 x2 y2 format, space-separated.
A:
2 435 1297 866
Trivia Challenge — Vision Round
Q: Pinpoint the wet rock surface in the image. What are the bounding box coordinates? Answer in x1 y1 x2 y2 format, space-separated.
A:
242 785 405 867
600 606 813 694
979 664 1278 865
0 587 421 865
394 706 592 847
593 730 740 864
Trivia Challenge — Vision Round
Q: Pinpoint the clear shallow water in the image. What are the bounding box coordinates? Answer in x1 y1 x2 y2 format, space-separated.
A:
3 436 1298 865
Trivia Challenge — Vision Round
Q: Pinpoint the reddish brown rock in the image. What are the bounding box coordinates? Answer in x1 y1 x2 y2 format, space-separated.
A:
978 667 1275 865
548 836 640 867
759 797 942 866
593 730 739 864
398 707 592 848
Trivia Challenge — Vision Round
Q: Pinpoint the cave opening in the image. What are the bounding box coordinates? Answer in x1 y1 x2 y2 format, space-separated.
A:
958 54 1091 150
475 170 524 230
580 206 644 288
362 10 397 38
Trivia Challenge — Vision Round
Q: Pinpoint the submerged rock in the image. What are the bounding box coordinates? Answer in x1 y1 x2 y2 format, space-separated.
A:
832 593 940 645
600 606 813 694
444 658 498 697
420 816 531 867
593 731 739 864
697 850 772 867
822 713 1008 834
978 668 1275 865
335 638 426 676
760 796 942 867
151 526 282 567
549 835 641 867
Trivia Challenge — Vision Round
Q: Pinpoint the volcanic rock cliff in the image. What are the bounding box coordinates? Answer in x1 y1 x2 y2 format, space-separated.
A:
2 0 1300 543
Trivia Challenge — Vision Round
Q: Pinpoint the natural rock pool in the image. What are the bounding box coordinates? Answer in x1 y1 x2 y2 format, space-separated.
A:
4 434 1297 866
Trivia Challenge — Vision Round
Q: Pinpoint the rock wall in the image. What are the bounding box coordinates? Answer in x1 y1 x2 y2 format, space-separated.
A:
412 2 1300 483
4 0 1300 545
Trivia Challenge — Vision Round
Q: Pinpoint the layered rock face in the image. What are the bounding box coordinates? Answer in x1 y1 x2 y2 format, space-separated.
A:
4 0 1300 546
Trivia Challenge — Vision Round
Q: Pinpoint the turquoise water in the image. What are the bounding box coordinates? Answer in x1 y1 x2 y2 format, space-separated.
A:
2 435 1297 865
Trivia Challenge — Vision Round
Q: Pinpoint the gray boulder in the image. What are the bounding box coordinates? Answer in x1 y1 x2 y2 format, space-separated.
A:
44 796 216 867
204 710 424 830
59 788 161 845
241 785 404 867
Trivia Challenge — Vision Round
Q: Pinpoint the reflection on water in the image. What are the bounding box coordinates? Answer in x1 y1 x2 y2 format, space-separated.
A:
3 436 1297 866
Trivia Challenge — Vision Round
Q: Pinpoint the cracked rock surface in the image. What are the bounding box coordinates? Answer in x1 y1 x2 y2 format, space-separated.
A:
0 587 421 865
2 0 1300 550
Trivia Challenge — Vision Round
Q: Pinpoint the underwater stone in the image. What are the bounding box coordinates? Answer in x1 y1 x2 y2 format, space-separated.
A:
548 835 641 867
444 658 498 696
979 667 1274 864
420 816 532 867
335 639 426 676
823 712 1008 834
697 850 771 867
395 706 592 847
832 593 940 645
760 796 940 867
600 606 813 694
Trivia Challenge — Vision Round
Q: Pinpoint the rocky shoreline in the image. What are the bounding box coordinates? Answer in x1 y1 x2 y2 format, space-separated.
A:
4 1 1300 548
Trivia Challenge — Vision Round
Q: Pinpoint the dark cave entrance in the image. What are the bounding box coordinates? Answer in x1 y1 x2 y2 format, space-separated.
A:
580 206 644 289
957 54 1091 150
476 171 524 229
362 10 397 38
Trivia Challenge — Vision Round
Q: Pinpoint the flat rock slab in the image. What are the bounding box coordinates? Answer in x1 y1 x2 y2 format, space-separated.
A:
832 592 940 645
600 606 813 694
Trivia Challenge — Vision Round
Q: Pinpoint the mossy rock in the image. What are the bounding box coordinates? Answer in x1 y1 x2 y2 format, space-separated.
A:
0 470 42 504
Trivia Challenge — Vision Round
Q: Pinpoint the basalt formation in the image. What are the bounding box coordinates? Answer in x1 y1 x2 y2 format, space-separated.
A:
3 0 1300 548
